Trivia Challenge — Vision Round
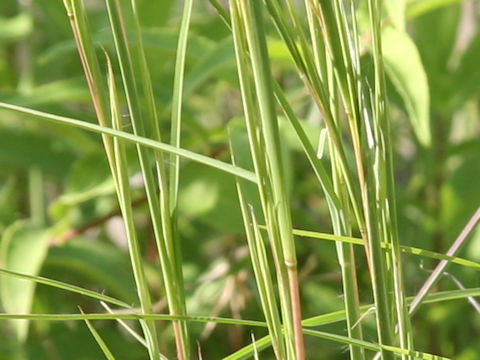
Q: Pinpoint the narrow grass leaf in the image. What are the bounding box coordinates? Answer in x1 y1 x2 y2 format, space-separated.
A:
80 308 117 360
106 54 160 360
287 227 480 270
0 267 131 308
170 0 193 212
0 102 256 183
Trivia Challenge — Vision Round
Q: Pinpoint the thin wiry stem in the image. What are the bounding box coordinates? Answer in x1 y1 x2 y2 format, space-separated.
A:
409 205 480 315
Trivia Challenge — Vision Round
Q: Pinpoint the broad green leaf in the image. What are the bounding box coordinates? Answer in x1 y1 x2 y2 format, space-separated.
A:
0 177 18 232
0 125 76 177
382 26 431 146
136 0 174 27
179 162 252 233
407 0 465 18
183 37 235 97
410 4 460 108
385 0 406 30
0 13 32 42
267 39 295 63
56 152 115 206
0 221 50 341
52 149 139 209
467 226 480 263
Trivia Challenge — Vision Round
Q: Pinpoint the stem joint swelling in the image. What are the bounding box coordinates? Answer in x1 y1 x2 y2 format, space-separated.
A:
284 259 298 269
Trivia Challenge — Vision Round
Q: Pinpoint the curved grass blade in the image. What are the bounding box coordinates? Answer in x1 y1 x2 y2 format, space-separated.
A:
0 267 131 308
169 0 193 212
113 1 191 356
107 54 160 360
287 227 480 270
0 102 256 183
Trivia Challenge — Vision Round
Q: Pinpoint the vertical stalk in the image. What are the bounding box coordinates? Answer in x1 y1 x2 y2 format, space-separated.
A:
230 3 296 357
368 0 413 357
169 0 193 213
62 2 160 359
304 4 365 358
230 144 286 359
129 0 191 356
104 1 190 358
326 59 365 360
107 59 161 360
233 1 305 358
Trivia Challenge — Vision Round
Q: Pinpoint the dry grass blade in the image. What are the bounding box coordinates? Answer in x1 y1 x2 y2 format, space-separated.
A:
409 205 480 315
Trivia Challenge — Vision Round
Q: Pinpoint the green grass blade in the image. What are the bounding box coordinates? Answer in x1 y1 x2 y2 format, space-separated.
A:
367 0 413 356
3 287 477 325
169 0 193 213
106 54 160 360
2 287 478 359
303 328 449 360
230 2 296 358
0 267 131 308
286 227 480 270
231 137 286 359
236 1 305 357
100 301 148 348
227 287 480 359
118 1 191 356
80 308 117 360
62 0 116 174
0 102 256 183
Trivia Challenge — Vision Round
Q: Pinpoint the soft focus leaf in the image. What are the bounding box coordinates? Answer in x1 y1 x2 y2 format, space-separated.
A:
0 125 76 176
59 153 115 205
450 31 480 110
407 0 465 18
410 4 460 107
183 37 235 97
44 238 138 305
385 0 406 30
382 26 431 146
0 13 32 42
7 78 91 107
178 162 247 233
441 152 480 242
137 0 174 27
0 221 50 341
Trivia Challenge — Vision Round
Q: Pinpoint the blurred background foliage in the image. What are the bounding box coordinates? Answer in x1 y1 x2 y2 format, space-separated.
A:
0 0 479 359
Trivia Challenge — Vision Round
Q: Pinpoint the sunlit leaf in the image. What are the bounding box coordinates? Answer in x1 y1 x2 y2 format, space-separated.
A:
382 26 431 146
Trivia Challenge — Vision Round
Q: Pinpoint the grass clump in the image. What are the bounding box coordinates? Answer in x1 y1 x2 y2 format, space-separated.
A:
0 0 480 359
